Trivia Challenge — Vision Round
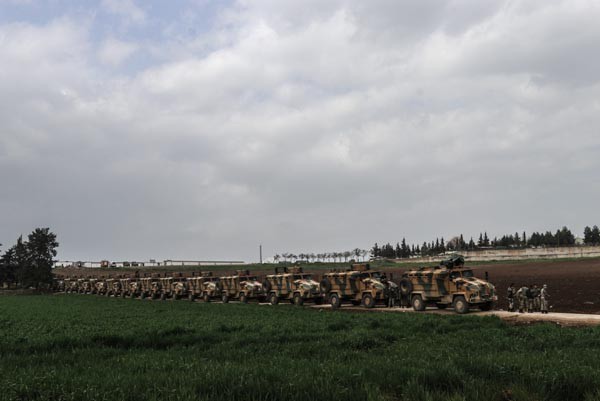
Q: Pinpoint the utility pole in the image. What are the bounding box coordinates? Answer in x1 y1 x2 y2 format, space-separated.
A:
259 244 263 264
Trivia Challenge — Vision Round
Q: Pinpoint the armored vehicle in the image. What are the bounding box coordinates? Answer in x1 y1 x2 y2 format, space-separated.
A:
94 278 107 295
399 255 497 314
159 274 187 300
320 264 387 309
139 275 161 299
186 272 218 302
219 270 264 303
78 278 90 294
263 267 323 306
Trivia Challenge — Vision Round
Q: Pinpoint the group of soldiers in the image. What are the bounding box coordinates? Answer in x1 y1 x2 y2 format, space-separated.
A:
507 283 550 314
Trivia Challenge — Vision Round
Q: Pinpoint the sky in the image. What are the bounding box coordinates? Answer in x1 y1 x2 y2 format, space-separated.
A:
1 0 600 263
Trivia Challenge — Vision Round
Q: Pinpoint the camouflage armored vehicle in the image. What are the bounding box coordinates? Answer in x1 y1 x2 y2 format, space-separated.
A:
159 274 187 300
78 278 90 294
320 264 387 309
66 278 80 293
399 255 497 314
219 270 264 303
139 275 162 299
263 267 323 306
186 272 218 302
94 278 108 295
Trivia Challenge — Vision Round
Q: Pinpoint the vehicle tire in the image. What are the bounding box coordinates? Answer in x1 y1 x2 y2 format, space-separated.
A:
203 293 210 303
412 294 426 311
221 294 229 304
262 280 272 293
479 302 494 311
269 293 279 305
320 278 331 294
436 303 448 310
399 279 413 296
329 293 341 309
362 293 375 309
239 293 248 304
453 296 469 314
293 293 304 306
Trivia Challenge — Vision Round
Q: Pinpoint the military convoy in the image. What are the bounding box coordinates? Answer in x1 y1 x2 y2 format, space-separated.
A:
55 256 496 313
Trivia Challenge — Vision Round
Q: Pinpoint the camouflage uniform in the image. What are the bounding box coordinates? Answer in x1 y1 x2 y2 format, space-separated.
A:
507 284 515 312
540 285 549 314
531 285 541 312
516 286 528 313
526 286 534 313
386 281 398 308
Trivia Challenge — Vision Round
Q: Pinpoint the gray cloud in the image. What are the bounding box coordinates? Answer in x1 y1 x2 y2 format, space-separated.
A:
1 1 600 262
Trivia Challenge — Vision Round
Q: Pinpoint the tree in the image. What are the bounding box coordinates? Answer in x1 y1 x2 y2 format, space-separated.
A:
370 243 380 258
592 226 600 245
483 232 490 247
24 228 58 288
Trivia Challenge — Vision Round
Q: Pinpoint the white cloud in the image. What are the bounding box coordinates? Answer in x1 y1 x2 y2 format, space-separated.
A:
2 1 600 261
98 37 137 66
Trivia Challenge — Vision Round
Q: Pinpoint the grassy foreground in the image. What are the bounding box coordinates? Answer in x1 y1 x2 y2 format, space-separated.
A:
1 296 600 401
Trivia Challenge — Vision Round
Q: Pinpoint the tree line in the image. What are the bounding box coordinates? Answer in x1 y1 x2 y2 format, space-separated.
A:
0 228 58 289
273 249 369 263
371 225 600 259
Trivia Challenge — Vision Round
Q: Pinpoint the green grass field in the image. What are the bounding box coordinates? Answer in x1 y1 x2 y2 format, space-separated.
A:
1 295 599 401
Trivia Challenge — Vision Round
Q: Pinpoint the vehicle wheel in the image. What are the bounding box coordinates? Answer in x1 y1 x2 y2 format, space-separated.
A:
399 279 413 296
203 293 210 303
320 278 331 294
412 295 426 311
221 294 229 304
239 293 248 304
329 293 341 309
362 293 375 309
436 303 448 310
269 293 279 305
479 302 494 311
453 296 469 314
293 293 304 306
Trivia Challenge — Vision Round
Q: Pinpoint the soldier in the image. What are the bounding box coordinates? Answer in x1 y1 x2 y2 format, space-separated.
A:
387 281 398 308
531 284 541 312
526 284 534 313
516 285 528 313
540 284 549 314
507 283 516 312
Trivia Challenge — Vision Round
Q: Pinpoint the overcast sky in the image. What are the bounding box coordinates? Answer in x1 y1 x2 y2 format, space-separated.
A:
1 0 599 262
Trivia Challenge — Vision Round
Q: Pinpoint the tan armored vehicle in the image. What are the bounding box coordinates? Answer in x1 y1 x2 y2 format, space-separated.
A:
159 274 187 300
320 264 387 309
66 278 79 293
219 270 264 303
399 255 497 314
263 267 323 306
78 278 91 294
186 272 218 302
94 278 107 295
139 275 161 299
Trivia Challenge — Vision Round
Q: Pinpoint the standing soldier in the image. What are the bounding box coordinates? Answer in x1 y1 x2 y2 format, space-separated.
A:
507 283 516 312
387 281 398 308
526 284 534 313
531 284 541 312
517 285 528 313
540 284 549 314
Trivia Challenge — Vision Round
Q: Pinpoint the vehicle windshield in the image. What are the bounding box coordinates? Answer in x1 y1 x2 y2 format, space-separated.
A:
294 274 312 280
462 270 474 278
